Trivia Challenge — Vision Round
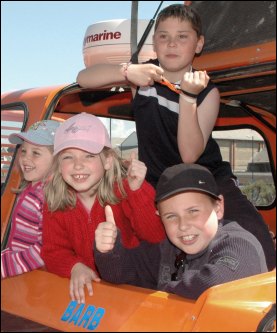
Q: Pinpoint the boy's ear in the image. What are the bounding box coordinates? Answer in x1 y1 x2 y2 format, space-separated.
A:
215 195 224 220
155 209 160 216
195 35 204 55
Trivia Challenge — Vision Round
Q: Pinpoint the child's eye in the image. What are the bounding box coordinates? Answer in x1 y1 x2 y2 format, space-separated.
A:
188 209 198 214
61 155 72 160
163 214 177 221
158 34 168 40
179 34 188 39
86 154 95 158
33 151 40 156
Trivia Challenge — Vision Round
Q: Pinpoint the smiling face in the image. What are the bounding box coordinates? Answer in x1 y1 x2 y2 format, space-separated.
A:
158 191 224 254
58 148 112 198
153 17 204 79
19 141 54 185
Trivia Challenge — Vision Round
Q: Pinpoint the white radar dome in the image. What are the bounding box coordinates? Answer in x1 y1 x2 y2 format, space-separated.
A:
82 19 156 67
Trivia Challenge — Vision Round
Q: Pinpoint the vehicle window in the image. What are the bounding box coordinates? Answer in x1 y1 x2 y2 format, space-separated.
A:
213 128 275 207
99 117 137 158
1 108 25 186
99 118 275 208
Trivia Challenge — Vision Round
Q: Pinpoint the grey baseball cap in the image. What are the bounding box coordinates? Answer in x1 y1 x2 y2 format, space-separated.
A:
9 120 60 146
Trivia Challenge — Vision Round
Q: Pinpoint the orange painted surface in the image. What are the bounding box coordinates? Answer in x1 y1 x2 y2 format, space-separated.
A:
1 270 275 332
193 41 276 71
1 270 195 332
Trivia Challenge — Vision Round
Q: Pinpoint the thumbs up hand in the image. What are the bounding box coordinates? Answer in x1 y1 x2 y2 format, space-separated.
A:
125 151 147 191
95 205 117 253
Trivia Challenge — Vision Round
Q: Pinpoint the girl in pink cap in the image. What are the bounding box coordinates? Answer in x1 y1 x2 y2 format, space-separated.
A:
41 113 165 304
1 120 60 279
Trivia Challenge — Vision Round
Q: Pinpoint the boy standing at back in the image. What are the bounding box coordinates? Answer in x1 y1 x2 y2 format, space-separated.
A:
77 4 275 270
94 164 267 300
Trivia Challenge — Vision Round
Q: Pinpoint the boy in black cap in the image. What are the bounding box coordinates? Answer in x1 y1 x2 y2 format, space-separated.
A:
94 164 267 300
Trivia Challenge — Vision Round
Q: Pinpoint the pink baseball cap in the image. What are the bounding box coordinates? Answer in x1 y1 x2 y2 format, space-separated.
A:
53 113 112 156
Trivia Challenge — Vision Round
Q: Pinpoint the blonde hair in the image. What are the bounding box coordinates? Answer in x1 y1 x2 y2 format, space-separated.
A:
44 147 128 212
12 145 54 194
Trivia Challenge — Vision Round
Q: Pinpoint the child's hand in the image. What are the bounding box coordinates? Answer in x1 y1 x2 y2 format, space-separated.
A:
125 151 147 191
70 263 100 304
95 205 117 253
127 64 164 87
181 70 210 95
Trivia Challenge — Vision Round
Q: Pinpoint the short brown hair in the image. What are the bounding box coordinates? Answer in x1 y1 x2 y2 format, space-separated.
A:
155 4 202 37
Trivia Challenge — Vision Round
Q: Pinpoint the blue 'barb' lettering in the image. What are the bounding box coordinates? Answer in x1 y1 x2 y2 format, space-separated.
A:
61 300 105 330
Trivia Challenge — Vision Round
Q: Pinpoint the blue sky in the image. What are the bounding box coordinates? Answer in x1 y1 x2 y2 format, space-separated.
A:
1 1 183 92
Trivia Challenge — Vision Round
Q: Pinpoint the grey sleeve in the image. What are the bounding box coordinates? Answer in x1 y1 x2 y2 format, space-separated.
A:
94 232 160 290
164 236 267 300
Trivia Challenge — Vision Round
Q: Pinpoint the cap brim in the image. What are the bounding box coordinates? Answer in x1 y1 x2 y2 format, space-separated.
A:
8 133 25 145
156 187 220 203
54 140 105 156
8 133 53 146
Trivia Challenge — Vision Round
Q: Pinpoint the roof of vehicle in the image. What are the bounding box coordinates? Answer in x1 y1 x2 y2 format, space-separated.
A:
191 1 276 116
192 1 275 54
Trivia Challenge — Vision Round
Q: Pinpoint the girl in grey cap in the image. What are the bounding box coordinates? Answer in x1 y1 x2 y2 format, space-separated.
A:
1 120 60 279
94 163 267 300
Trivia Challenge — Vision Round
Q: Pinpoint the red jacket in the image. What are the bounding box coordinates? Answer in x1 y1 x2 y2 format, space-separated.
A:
41 179 165 278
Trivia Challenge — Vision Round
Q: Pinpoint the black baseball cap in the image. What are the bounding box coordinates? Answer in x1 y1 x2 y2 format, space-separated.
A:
155 163 220 203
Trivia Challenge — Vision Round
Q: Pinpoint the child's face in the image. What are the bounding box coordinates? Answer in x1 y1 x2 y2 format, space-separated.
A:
158 191 224 255
59 148 112 197
19 141 54 185
153 17 204 73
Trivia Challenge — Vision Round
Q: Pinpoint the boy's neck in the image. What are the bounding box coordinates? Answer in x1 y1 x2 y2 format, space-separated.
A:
163 65 192 83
